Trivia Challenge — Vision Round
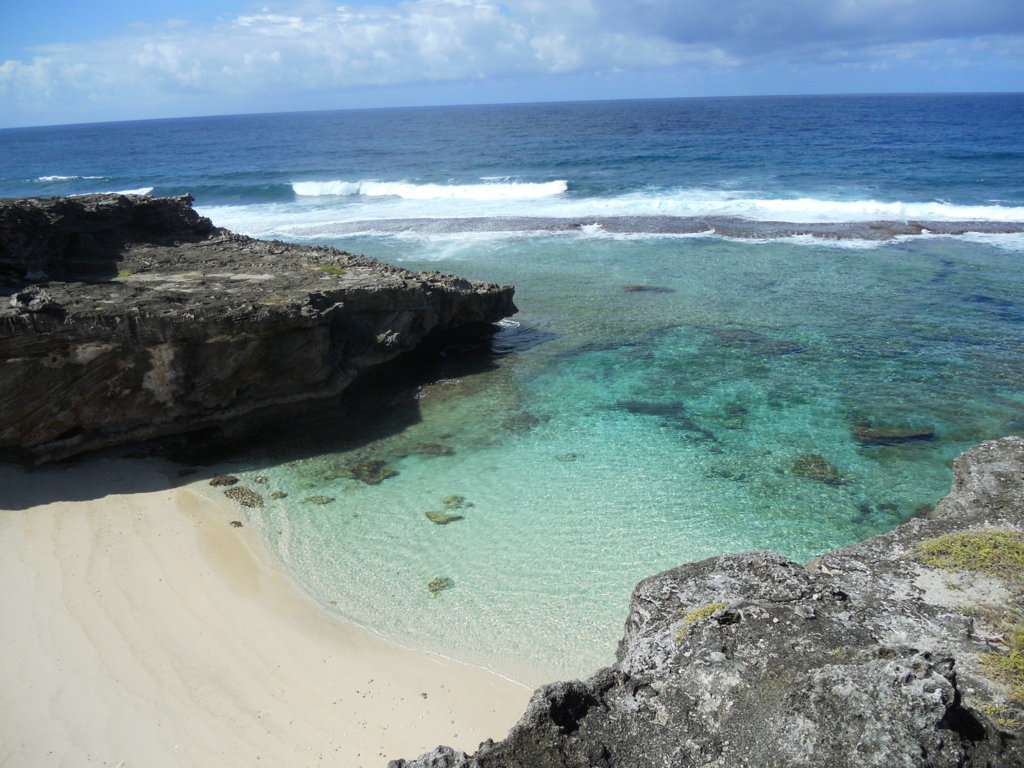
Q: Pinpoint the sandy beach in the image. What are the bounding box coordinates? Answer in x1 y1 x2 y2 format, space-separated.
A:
0 457 531 768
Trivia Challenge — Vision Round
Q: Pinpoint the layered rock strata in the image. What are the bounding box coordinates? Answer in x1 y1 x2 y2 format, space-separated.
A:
394 437 1024 768
0 194 516 462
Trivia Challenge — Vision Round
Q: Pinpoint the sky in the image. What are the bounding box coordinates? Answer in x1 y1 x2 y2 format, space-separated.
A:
1 0 1022 128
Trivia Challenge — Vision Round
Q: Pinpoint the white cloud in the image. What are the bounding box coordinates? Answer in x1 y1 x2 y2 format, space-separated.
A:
1 0 1022 124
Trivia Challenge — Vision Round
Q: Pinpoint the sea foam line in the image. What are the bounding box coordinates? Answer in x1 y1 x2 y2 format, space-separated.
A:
264 184 1024 224
718 196 1024 223
36 175 104 182
291 179 568 200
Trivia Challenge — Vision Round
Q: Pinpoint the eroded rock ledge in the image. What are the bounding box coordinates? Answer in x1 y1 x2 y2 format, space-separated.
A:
0 194 516 462
394 437 1024 768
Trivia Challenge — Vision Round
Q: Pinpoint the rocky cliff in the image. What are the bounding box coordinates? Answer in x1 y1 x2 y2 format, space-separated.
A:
0 194 516 462
393 437 1024 768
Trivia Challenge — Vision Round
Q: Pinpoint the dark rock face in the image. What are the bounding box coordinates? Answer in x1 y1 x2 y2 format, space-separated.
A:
0 193 215 284
0 194 516 462
393 437 1024 768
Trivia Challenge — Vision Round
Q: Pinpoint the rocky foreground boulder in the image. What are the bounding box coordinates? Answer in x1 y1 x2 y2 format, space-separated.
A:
0 194 516 462
393 437 1024 767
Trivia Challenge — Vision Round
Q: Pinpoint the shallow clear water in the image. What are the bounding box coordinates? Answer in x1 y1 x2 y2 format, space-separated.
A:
227 231 1024 681
2 95 1023 682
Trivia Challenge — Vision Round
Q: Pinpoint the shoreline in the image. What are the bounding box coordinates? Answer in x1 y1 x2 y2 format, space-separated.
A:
0 457 531 767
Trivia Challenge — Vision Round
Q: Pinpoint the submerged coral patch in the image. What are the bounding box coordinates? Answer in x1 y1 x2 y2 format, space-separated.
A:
427 577 452 594
426 512 464 525
792 454 843 485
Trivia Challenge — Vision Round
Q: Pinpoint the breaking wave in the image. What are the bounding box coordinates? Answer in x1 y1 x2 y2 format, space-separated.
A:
291 179 568 200
36 174 104 182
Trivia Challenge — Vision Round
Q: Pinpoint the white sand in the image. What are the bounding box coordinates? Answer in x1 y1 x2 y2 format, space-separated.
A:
0 458 531 767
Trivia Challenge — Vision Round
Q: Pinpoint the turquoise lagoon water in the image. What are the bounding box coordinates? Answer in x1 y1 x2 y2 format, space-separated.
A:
3 95 1023 681
221 230 1024 682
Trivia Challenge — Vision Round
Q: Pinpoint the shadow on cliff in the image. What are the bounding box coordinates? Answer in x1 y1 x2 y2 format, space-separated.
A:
0 322 547 508
170 322 544 471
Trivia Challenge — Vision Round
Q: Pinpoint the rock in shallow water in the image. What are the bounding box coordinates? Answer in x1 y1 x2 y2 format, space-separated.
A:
791 453 843 484
412 442 456 457
425 512 464 525
427 577 452 594
223 486 263 508
302 495 334 505
853 425 936 446
333 460 399 485
391 437 1024 768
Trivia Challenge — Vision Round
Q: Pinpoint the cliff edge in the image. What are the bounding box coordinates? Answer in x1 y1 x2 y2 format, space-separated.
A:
394 437 1024 767
0 194 516 462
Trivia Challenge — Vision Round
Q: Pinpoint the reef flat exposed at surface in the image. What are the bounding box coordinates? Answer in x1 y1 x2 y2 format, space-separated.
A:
394 437 1024 768
0 194 516 462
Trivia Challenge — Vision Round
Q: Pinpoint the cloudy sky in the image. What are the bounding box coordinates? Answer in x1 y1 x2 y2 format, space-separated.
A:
1 0 1022 128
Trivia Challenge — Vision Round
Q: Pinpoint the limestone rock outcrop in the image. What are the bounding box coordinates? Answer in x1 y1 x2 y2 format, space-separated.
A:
393 437 1024 768
0 194 516 461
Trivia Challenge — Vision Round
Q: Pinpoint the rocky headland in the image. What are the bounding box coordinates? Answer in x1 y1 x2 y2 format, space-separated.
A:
393 437 1024 767
0 194 516 462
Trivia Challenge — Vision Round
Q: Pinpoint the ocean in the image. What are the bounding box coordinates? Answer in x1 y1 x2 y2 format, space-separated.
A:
3 93 1024 682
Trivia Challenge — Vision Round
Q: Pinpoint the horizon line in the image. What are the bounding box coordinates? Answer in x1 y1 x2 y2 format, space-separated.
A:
3 88 1023 132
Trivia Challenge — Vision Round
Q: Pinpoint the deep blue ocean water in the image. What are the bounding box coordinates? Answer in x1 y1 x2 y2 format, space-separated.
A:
3 94 1024 681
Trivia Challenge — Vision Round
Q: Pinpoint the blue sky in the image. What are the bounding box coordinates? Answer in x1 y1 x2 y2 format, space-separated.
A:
1 0 1022 128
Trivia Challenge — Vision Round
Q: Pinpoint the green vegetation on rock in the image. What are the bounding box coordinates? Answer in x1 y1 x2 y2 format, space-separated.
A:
916 529 1024 728
318 265 349 275
915 529 1024 581
983 648 1024 701
981 628 1024 730
981 702 1024 731
677 601 727 641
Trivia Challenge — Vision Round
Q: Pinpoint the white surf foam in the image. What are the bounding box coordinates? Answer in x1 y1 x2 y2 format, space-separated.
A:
291 179 568 200
277 184 1024 224
36 175 104 182
948 231 1024 253
198 183 1024 249
711 196 1024 223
